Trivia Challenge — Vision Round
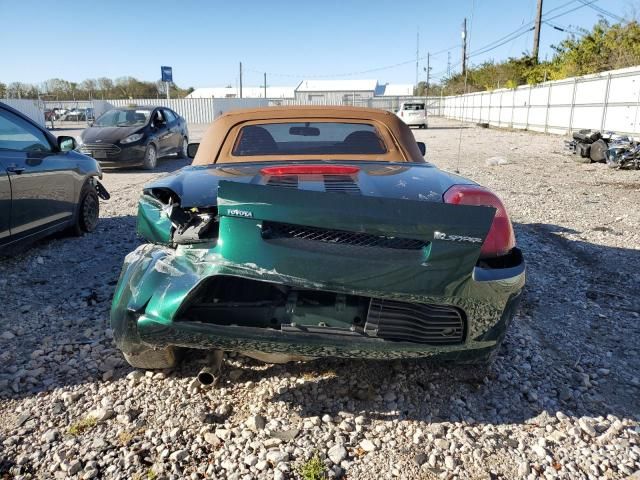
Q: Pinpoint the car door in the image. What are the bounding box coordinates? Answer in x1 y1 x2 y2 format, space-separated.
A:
151 108 172 156
0 106 76 240
0 161 11 244
162 109 180 152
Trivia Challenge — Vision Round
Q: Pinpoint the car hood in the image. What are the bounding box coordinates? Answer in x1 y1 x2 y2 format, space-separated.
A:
81 126 142 144
144 162 475 208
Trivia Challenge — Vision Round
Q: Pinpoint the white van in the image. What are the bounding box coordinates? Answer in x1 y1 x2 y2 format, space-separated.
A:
397 101 427 129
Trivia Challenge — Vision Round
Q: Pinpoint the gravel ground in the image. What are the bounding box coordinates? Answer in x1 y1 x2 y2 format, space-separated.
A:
1 116 639 480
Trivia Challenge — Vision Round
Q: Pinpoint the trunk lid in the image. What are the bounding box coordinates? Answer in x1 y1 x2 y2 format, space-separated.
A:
214 180 496 297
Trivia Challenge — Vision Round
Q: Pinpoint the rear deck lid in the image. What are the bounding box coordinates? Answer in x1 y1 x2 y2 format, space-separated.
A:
214 181 496 297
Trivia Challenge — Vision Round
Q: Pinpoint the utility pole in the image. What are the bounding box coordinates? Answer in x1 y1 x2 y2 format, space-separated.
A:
239 62 243 99
461 18 467 76
426 52 431 98
264 72 267 99
532 0 543 63
447 51 451 78
415 28 420 88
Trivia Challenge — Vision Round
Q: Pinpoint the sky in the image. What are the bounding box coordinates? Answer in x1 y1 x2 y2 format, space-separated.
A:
1 0 636 89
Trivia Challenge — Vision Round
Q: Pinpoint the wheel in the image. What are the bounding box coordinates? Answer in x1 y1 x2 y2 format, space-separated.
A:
71 181 99 236
179 137 188 158
142 144 157 170
122 347 176 369
423 123 428 129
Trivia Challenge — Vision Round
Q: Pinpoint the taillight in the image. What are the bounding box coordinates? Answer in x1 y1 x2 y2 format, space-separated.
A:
443 184 515 257
260 165 360 176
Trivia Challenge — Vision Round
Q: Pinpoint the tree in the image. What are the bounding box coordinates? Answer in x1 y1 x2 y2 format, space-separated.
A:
0 82 6 98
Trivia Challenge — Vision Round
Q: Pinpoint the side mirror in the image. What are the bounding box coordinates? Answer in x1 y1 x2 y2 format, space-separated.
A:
187 143 199 159
417 141 426 156
58 136 76 152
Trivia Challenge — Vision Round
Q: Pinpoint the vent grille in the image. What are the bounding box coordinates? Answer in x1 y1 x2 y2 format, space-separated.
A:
78 143 121 157
261 221 428 250
266 175 299 189
323 175 361 195
365 299 465 345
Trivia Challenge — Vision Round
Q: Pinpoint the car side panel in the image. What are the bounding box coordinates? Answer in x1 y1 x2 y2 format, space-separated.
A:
7 149 77 237
0 159 11 242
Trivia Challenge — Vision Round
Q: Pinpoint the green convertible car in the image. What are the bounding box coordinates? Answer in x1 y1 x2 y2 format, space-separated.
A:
111 106 525 372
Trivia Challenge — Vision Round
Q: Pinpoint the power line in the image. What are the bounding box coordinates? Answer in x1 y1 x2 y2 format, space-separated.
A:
246 0 603 82
576 0 624 22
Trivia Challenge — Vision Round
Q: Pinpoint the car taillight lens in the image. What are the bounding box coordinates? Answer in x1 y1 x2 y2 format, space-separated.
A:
260 165 360 176
443 185 515 258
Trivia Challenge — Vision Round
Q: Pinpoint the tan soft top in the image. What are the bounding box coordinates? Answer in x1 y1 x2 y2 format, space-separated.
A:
192 105 424 165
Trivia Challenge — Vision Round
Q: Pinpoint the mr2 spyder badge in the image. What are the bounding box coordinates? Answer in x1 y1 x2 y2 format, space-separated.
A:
434 231 482 243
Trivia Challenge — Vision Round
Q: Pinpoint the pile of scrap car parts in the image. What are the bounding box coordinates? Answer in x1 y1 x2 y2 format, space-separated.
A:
565 129 640 170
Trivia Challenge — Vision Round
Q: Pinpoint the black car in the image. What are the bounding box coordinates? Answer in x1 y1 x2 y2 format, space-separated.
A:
77 106 189 170
0 102 108 253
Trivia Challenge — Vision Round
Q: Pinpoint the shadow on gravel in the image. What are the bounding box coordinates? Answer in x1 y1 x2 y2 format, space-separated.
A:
2 220 639 429
257 221 640 426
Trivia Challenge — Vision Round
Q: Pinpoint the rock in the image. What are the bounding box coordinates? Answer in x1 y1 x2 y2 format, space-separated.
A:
87 408 113 423
204 432 222 447
244 454 259 467
67 460 82 475
444 456 456 470
266 450 289 465
434 438 450 450
518 462 530 477
578 418 597 437
169 449 189 462
42 429 59 443
360 439 376 452
414 453 428 466
328 445 348 464
245 414 266 432
532 445 547 458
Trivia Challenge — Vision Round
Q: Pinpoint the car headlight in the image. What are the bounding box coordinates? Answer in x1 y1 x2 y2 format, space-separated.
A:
121 133 144 144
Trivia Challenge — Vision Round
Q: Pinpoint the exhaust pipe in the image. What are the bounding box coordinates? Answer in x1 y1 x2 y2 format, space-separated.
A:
197 350 224 387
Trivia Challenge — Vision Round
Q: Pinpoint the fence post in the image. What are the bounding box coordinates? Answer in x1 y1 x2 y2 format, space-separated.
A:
600 73 612 132
544 82 552 133
525 86 532 130
499 90 504 127
510 89 515 128
568 77 578 135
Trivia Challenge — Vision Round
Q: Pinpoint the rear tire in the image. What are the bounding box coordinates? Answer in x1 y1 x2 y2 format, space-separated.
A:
142 144 157 170
178 137 188 158
122 347 177 370
71 181 99 236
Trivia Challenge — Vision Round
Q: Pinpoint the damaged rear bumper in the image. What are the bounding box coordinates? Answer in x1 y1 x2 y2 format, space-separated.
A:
111 243 525 362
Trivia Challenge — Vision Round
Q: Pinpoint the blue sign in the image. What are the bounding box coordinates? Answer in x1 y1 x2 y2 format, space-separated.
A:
161 66 173 83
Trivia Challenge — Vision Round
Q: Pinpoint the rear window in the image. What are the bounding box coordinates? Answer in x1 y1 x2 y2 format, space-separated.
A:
232 122 387 156
403 103 425 111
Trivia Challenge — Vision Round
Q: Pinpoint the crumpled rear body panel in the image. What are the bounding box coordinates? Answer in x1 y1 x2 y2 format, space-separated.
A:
111 181 525 361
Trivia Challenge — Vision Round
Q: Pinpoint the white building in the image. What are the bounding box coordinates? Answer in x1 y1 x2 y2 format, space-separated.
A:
294 79 379 104
378 84 415 96
187 86 295 99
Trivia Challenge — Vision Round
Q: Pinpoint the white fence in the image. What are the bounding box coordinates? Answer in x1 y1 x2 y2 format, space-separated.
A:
269 96 444 115
442 65 640 136
105 98 268 124
1 99 45 127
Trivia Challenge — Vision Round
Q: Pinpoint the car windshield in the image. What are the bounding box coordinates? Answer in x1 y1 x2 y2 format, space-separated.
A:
94 109 150 127
232 122 387 156
403 103 425 110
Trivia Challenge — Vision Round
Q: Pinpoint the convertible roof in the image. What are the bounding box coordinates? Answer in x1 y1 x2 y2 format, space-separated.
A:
192 106 424 165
